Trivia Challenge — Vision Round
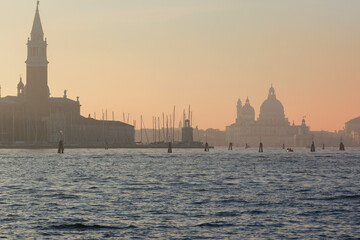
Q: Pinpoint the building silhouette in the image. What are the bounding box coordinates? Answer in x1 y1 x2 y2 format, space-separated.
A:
181 120 194 145
345 117 360 145
0 2 134 147
226 85 311 147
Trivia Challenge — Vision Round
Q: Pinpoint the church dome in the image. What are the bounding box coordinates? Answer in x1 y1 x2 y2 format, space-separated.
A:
241 97 255 116
239 97 255 123
259 85 285 121
260 98 284 116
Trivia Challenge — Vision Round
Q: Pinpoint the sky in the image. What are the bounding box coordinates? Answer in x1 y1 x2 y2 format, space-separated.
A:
0 0 359 131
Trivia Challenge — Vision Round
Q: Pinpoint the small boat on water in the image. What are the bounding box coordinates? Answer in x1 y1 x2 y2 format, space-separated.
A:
286 148 294 152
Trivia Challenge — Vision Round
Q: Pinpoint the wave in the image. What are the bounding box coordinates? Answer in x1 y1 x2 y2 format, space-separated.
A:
301 194 360 201
197 221 235 228
216 198 248 204
46 223 137 231
245 210 267 214
215 211 240 217
325 195 360 201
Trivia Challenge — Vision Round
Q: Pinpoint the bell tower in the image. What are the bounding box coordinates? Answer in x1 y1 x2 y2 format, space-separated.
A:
17 76 25 98
236 99 242 124
25 1 50 114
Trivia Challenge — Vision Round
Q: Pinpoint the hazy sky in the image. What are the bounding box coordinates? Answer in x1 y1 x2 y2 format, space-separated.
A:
0 0 359 131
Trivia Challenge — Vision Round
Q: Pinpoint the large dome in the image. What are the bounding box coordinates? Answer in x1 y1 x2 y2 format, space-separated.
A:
259 85 285 121
260 98 284 115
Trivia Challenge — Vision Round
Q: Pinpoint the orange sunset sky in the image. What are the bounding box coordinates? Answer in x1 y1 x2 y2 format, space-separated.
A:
0 0 359 131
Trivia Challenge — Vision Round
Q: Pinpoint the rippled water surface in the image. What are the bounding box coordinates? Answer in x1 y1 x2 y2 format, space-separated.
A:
0 148 359 239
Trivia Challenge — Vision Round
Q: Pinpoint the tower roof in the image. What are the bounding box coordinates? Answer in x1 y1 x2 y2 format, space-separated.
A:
18 76 24 88
31 1 44 41
237 98 242 107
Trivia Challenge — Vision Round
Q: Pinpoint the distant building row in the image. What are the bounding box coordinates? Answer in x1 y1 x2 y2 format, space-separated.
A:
225 85 360 148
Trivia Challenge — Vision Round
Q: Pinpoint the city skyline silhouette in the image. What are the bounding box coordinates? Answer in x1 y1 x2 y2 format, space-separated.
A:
0 1 359 131
0 3 360 239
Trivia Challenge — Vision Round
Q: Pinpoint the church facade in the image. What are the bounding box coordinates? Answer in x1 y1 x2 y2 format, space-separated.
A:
226 85 311 147
345 117 360 146
0 3 134 147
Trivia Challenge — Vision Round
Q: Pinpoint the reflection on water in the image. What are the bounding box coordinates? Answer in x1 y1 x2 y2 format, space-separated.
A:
0 148 359 239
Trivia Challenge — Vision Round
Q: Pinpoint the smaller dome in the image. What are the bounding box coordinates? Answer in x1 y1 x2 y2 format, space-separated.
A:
240 97 255 122
241 97 255 115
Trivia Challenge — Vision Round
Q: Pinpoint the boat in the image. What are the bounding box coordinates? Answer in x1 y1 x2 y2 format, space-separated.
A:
286 148 294 152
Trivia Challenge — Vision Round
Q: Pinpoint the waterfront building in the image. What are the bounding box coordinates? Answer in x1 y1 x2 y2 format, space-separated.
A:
181 120 194 145
345 117 360 145
0 2 134 147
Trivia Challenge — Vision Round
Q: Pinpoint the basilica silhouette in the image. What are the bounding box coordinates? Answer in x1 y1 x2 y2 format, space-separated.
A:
226 85 311 147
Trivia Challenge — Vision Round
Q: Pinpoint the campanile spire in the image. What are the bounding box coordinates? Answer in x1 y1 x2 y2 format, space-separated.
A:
31 1 44 42
25 1 50 114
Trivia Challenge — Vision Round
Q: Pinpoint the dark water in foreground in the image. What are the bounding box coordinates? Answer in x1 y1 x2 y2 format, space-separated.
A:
0 148 359 239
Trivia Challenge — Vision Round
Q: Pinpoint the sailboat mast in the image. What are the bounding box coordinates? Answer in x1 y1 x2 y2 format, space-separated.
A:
173 106 175 143
162 112 165 141
158 117 160 142
183 109 185 127
166 116 169 143
169 115 172 143
140 115 143 143
154 117 157 143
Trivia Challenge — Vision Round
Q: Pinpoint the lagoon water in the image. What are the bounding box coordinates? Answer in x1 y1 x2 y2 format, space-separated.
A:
0 148 359 239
